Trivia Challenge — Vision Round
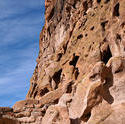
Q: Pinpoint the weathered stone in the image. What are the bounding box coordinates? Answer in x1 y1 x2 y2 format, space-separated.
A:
0 117 20 124
17 116 36 123
2 0 125 123
102 103 125 124
69 62 107 119
42 105 70 124
13 99 39 113
14 111 31 118
58 93 72 107
35 116 42 124
31 111 42 117
0 107 13 113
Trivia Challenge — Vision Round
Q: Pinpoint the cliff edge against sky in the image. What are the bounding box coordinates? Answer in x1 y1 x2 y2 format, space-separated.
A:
1 0 125 123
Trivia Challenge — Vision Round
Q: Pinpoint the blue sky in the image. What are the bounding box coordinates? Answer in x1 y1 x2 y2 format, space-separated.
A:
0 0 45 107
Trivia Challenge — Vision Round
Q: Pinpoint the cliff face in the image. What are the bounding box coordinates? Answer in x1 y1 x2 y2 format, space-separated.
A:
1 0 125 123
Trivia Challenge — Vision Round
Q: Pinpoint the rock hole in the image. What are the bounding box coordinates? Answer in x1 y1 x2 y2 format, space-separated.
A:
69 54 79 67
72 1 77 9
90 26 94 30
101 21 108 31
56 53 63 61
47 26 51 36
63 42 68 54
42 110 46 116
85 34 88 37
83 1 88 12
52 69 62 89
66 81 74 93
73 4 76 9
116 34 121 42
121 22 125 28
48 7 55 21
66 6 71 12
89 73 99 81
82 112 91 122
65 23 70 31
74 68 79 80
113 3 120 17
53 99 59 104
101 45 112 64
34 91 38 98
40 88 49 97
115 68 123 74
70 118 81 124
97 0 101 3
104 0 110 3
77 34 83 39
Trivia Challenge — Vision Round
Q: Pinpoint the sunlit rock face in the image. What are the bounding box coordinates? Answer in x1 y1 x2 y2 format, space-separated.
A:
1 0 125 123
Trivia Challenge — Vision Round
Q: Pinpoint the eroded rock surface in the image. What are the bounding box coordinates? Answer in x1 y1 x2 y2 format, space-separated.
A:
1 0 125 123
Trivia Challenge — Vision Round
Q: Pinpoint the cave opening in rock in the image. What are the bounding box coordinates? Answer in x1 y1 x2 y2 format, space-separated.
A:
48 7 55 21
85 33 88 37
69 54 79 67
113 3 120 17
40 88 49 97
63 42 68 54
57 53 63 61
97 0 101 3
101 45 112 64
74 67 79 80
52 69 62 88
116 34 121 42
47 26 51 36
73 1 76 9
101 21 108 31
90 26 94 31
70 118 81 124
83 1 88 12
34 91 38 98
66 81 74 93
104 0 110 3
77 34 83 39
83 112 91 122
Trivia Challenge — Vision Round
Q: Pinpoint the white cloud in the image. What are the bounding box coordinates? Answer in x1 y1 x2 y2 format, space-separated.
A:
0 0 45 106
0 0 45 19
0 8 44 46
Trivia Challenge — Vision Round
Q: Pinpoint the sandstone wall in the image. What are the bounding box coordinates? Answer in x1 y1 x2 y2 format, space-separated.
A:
1 0 125 123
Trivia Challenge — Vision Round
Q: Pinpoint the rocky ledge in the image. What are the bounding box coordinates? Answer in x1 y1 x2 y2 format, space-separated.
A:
1 0 125 124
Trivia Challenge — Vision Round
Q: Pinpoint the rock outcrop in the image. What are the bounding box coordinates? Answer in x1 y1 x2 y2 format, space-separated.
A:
1 0 125 123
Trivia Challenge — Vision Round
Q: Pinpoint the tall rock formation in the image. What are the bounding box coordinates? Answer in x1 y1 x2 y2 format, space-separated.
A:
1 0 125 123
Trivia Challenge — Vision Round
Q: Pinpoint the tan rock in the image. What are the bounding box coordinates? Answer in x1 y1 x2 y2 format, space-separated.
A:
17 116 36 123
38 80 72 107
0 117 20 124
14 111 31 118
107 57 125 104
42 105 70 124
2 0 125 123
87 100 112 124
31 111 42 117
102 103 125 124
69 62 107 119
58 93 72 107
0 107 13 113
13 99 39 113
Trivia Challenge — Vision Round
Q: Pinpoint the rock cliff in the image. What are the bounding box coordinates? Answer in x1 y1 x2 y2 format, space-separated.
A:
1 0 125 123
